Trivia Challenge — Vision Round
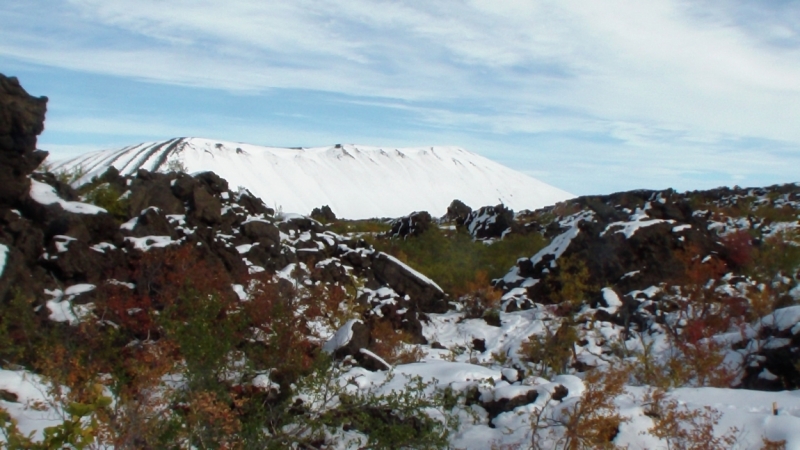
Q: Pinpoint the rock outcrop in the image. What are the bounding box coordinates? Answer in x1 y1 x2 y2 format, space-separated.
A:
384 211 432 239
310 205 337 223
0 75 48 209
496 186 800 390
0 74 451 372
463 204 516 241
445 199 472 226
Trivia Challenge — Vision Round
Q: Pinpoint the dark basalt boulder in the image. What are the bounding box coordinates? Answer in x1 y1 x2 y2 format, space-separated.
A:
125 207 178 238
310 205 336 223
314 259 350 285
42 238 101 283
278 216 323 234
463 204 515 241
482 388 539 420
189 184 222 225
0 75 48 209
235 189 275 217
170 172 198 201
241 220 281 248
128 172 186 217
329 321 382 370
738 319 800 390
370 251 447 314
1 211 43 266
30 172 79 201
445 199 472 226
496 189 730 303
194 171 229 195
551 384 569 401
209 240 249 277
385 211 432 239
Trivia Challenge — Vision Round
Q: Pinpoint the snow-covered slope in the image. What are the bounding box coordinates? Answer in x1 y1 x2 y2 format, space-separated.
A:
51 138 573 219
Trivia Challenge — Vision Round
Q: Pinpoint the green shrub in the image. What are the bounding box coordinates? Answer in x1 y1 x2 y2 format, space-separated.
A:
81 183 129 221
337 374 455 449
62 168 86 185
544 255 594 313
483 308 501 327
750 230 800 283
0 290 40 367
372 227 547 297
158 289 246 392
329 219 392 235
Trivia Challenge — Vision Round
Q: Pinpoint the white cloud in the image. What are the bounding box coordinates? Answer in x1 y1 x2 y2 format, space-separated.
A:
3 0 800 194
9 1 794 137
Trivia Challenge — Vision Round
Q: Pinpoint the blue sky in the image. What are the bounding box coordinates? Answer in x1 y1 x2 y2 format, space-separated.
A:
2 0 799 195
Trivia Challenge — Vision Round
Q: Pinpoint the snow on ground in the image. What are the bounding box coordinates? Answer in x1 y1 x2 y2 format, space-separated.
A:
123 235 177 251
28 179 106 214
6 294 800 448
532 211 593 266
761 306 800 332
44 284 96 324
0 369 63 442
51 138 574 219
616 387 800 449
412 306 800 448
601 203 675 239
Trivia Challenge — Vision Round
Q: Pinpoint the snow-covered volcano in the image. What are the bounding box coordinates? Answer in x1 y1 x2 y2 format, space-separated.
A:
51 137 573 219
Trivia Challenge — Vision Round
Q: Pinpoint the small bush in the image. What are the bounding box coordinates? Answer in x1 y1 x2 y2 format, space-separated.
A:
520 321 578 378
0 290 40 366
483 308 501 327
40 163 86 185
1 390 111 450
630 336 733 390
460 270 503 319
761 437 788 450
81 182 129 220
644 388 739 450
544 254 594 314
302 277 365 337
528 365 629 450
370 319 426 365
720 229 756 269
336 374 455 449
164 158 188 173
556 367 630 450
749 230 800 288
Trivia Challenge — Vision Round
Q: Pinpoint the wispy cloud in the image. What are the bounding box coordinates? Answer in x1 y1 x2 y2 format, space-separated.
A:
2 0 799 195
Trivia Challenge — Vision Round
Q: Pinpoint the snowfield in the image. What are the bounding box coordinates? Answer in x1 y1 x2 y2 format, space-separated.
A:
49 138 573 219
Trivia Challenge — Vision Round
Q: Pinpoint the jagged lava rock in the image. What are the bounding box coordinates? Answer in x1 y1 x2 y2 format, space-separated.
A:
0 75 48 209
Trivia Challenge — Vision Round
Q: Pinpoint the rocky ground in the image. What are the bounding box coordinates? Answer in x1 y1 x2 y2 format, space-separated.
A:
2 73 800 448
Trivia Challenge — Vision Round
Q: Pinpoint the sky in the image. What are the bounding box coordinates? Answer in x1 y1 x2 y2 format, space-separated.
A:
2 0 799 196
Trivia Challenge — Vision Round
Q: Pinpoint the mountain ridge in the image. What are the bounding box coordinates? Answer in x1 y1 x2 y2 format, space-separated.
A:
50 137 574 219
